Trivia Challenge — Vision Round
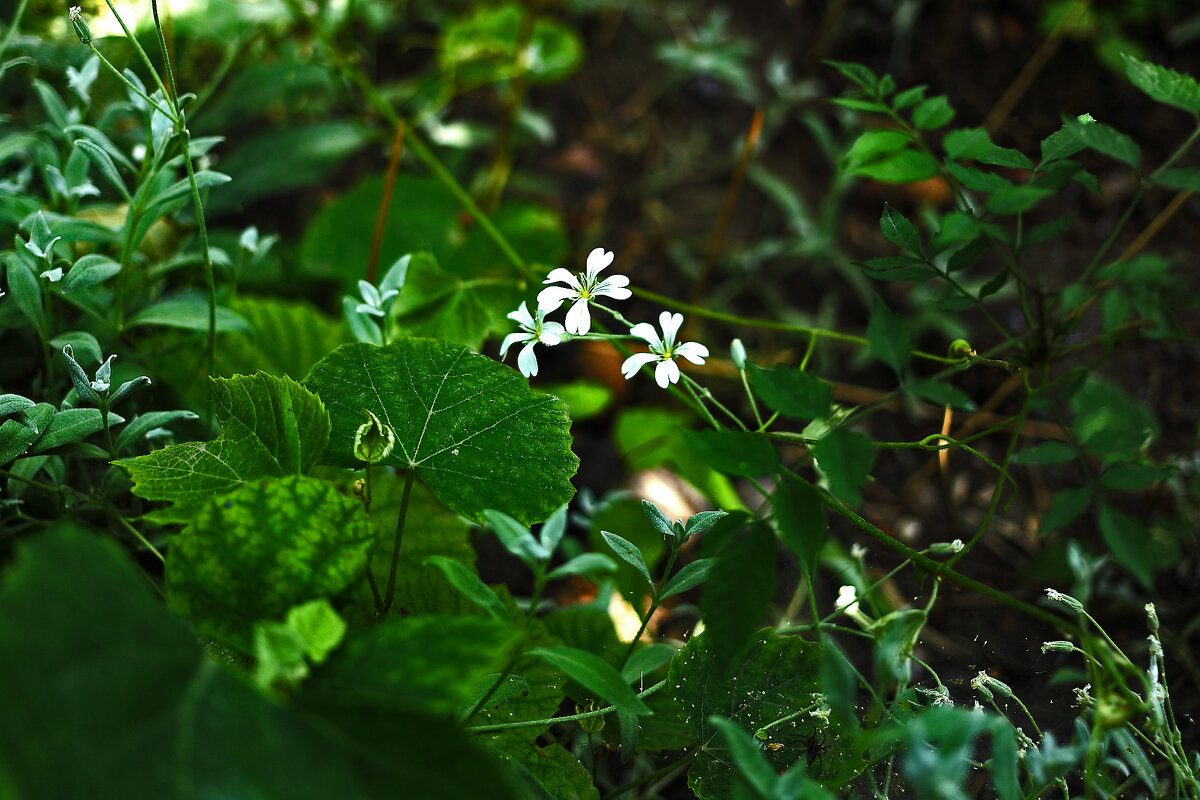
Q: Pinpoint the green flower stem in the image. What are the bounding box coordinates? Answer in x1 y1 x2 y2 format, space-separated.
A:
381 467 415 614
633 286 958 364
98 398 117 458
683 373 746 431
177 124 218 378
738 367 764 429
85 44 174 118
101 0 172 103
279 0 533 283
681 378 721 431
791 471 1083 637
594 302 637 330
619 543 681 671
754 699 822 740
111 510 165 564
360 465 384 613
465 679 668 734
947 410 1025 567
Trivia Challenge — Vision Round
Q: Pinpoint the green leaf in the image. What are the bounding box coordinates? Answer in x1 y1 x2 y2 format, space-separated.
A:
60 253 121 292
498 744 600 800
700 523 777 675
1151 167 1200 191
683 429 779 477
747 363 833 420
0 395 34 418
546 553 617 581
829 96 890 114
1069 376 1158 459
305 615 517 715
72 138 130 201
867 295 912 374
530 645 651 716
601 530 653 586
1066 114 1140 168
4 256 45 338
1040 123 1086 164
912 95 955 130
441 3 583 85
1026 214 1075 245
125 297 251 333
903 707 992 799
458 674 531 721
1110 726 1159 794
116 372 329 522
871 608 926 684
844 130 938 183
486 508 550 567
977 270 1008 300
824 60 877 92
114 410 199 453
1 527 518 799
671 629 863 798
858 255 932 282
709 716 778 798
304 340 577 525
660 558 716 600
1121 53 1200 116
29 408 124 455
1012 440 1077 466
49 331 102 366
985 184 1053 215
424 556 512 621
992 724 1020 800
387 252 521 350
284 599 346 663
943 128 1032 169
880 204 923 255
771 474 826 581
217 295 350 381
1098 462 1174 491
893 85 927 109
166 475 374 649
1039 485 1092 535
537 380 612 421
810 428 875 508
1097 503 1155 589
621 643 677 683
0 419 40 466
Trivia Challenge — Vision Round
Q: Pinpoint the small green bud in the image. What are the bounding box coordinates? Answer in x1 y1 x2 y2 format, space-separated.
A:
1041 640 1074 653
948 339 974 360
577 701 606 734
730 338 747 370
69 7 93 46
1144 602 1159 634
1044 588 1085 614
354 409 395 464
929 539 964 555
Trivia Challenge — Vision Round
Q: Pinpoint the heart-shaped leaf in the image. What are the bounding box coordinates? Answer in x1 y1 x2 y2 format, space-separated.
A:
303 340 577 525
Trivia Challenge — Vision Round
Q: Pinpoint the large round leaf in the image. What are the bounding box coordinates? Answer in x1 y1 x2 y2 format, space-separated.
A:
303 340 577 525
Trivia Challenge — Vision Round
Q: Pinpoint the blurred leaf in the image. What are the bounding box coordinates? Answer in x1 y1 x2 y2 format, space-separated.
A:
1097 503 1155 589
1121 54 1200 116
1098 462 1174 491
166 475 374 649
218 295 350 381
944 237 987 272
684 430 779 477
903 707 991 800
709 716 777 798
771 473 826 581
386 252 521 350
499 743 600 800
1040 123 1086 164
824 60 877 92
424 556 511 621
700 523 776 675
1039 485 1093 535
125 297 251 333
810 429 875 508
912 95 955 129
530 645 650 716
867 295 912 374
305 615 517 715
986 184 1053 215
1012 440 1077 466
978 270 1008 300
304 341 577 525
943 128 1033 169
844 130 938 183
992 724 1020 800
747 364 833 421
538 380 611 421
441 3 584 86
1069 376 1158 459
908 379 976 411
1151 167 1200 191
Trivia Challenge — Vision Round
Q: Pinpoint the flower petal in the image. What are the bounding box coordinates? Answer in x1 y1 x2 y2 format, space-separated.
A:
500 332 528 358
507 301 535 328
655 359 680 388
675 341 709 365
621 352 658 380
657 312 684 347
629 322 663 349
564 300 592 335
517 343 539 377
543 267 580 288
585 248 614 279
537 322 565 346
537 286 576 312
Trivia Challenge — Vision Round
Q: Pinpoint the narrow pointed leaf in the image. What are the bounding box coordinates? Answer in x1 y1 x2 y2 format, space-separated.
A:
529 645 651 716
601 530 652 586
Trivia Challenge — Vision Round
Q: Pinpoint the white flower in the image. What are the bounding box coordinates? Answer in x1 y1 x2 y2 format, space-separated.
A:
537 247 631 335
500 302 565 378
620 311 709 388
835 584 874 629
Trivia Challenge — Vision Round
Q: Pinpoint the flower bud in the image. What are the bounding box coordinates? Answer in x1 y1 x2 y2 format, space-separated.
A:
354 409 395 464
730 338 747 370
929 539 964 555
1041 640 1074 653
1044 588 1085 614
69 7 93 45
948 339 974 360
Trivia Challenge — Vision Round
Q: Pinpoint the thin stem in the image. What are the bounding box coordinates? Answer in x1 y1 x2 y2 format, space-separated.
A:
634 287 956 364
361 465 384 612
0 468 60 493
600 752 696 800
738 366 764 429
465 679 668 734
101 0 172 102
619 544 680 670
381 468 415 613
111 511 165 564
0 0 30 64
